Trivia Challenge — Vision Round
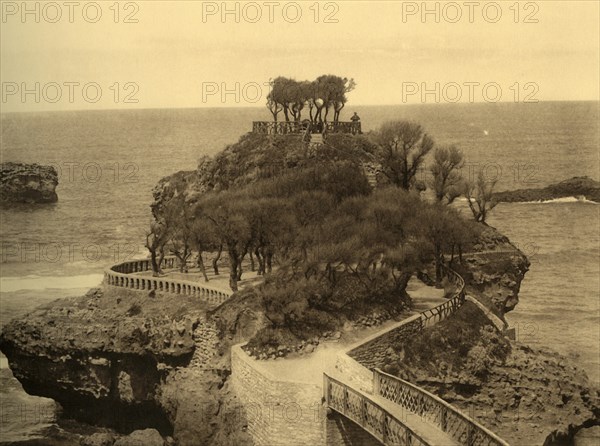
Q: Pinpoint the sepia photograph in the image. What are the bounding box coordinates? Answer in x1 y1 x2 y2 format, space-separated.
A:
0 1 599 445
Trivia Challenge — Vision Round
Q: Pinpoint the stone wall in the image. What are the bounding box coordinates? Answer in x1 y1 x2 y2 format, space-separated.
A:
189 316 220 369
347 314 423 370
465 295 506 331
230 345 326 446
333 352 373 394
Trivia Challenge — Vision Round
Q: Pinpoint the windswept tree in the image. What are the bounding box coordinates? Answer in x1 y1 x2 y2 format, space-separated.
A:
145 219 169 276
269 76 295 122
418 203 456 287
288 80 310 122
429 145 465 204
198 191 252 291
190 213 218 282
267 75 356 125
266 95 283 122
374 121 434 190
332 77 356 123
163 194 196 273
314 75 356 124
444 217 481 265
463 171 498 223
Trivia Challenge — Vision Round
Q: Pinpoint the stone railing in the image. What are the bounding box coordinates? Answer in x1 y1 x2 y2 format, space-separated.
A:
252 121 305 134
329 265 510 446
373 369 508 446
323 373 429 446
324 121 361 135
104 256 232 305
348 266 465 369
420 264 465 328
252 120 361 135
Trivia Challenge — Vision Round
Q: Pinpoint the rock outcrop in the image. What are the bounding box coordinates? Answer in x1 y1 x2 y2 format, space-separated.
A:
494 176 600 203
401 315 599 446
0 286 254 445
452 224 530 316
0 162 59 204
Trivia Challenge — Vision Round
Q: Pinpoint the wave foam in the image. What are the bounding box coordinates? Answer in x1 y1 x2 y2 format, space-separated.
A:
513 196 599 204
0 274 103 293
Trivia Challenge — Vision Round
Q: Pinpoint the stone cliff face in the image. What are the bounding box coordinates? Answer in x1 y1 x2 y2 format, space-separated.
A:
406 323 599 446
1 224 594 445
0 162 59 204
453 224 530 317
0 287 254 445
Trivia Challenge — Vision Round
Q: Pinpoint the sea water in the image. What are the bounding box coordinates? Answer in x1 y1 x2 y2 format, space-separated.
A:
1 102 598 442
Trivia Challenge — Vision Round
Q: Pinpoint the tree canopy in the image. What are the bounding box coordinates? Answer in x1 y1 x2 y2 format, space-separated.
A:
147 120 494 351
266 75 356 124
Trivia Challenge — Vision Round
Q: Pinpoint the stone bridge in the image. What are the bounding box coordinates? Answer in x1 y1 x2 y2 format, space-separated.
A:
325 265 510 446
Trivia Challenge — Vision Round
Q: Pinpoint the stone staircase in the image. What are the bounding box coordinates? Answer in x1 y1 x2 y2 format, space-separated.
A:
310 133 323 145
364 170 377 188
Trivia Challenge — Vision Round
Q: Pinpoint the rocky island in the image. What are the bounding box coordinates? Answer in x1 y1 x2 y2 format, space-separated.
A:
494 176 600 203
0 162 59 204
1 105 598 445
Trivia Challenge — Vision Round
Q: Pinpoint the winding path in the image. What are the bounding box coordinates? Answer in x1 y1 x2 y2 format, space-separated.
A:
324 265 509 446
105 257 509 445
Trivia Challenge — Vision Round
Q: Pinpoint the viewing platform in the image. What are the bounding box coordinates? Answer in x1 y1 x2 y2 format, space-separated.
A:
252 120 362 135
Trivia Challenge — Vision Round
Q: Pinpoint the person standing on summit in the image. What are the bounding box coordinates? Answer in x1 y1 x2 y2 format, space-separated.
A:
350 112 362 134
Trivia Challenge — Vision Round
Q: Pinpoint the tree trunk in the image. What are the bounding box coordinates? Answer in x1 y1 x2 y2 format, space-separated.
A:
249 251 255 272
255 247 265 275
434 245 443 288
265 250 273 273
197 251 209 282
237 257 243 281
150 248 159 277
396 271 412 292
316 106 323 124
213 244 222 275
228 249 239 291
177 249 187 273
157 249 165 275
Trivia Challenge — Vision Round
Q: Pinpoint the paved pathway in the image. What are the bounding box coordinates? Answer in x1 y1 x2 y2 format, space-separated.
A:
251 277 446 385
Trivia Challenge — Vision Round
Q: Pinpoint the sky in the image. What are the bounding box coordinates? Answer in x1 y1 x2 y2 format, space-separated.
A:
1 0 599 112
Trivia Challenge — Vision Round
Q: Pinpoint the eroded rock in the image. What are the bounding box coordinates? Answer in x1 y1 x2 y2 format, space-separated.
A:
0 162 58 204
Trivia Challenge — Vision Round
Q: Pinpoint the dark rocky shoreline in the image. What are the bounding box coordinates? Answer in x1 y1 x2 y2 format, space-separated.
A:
494 176 600 203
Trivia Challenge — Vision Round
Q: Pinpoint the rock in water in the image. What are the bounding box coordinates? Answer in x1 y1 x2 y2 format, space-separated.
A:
81 432 116 446
494 176 600 203
0 162 58 204
114 428 165 446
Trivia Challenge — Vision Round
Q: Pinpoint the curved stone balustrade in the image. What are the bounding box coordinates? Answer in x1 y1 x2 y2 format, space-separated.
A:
104 256 232 305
